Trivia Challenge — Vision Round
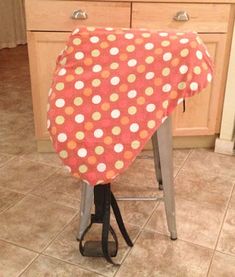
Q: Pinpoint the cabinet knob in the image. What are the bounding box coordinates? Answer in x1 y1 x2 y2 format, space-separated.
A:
71 10 88 20
173 11 189 22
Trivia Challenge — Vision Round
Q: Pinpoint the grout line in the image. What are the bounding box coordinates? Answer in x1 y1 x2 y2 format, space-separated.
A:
206 183 235 277
173 148 193 180
17 253 41 277
216 249 235 259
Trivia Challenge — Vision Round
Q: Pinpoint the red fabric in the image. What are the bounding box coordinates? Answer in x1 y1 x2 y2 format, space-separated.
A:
47 26 213 185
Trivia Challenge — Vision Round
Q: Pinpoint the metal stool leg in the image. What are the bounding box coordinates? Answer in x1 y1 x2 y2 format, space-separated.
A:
151 132 163 190
77 181 94 241
156 117 177 240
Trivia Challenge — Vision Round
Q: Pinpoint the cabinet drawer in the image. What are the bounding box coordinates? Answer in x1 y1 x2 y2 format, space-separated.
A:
132 3 231 33
25 0 131 31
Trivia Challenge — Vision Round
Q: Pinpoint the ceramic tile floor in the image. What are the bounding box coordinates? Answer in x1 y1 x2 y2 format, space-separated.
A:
0 45 235 277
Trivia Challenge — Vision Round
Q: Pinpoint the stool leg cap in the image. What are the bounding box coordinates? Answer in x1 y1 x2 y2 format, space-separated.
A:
158 182 163 190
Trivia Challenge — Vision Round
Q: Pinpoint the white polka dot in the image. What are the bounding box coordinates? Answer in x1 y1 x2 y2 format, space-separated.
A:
75 114 84 123
162 116 168 123
58 68 66 76
47 119 50 128
206 50 211 57
105 27 113 31
177 98 184 104
64 165 71 172
72 28 79 35
128 90 137 99
111 109 120 118
159 32 168 37
57 133 67 142
77 148 87 157
196 50 203 60
130 123 139 133
128 59 137 67
145 43 154 50
97 163 106 172
180 38 189 44
110 76 120 86
48 88 52 96
94 129 103 138
55 99 65 108
207 73 212 82
75 52 84 60
162 84 172 93
114 143 124 153
92 64 102 73
90 36 99 43
145 72 155 80
75 81 84 90
110 47 119 55
125 33 134 39
179 65 188 74
146 104 156 112
92 95 101 104
190 82 198 91
163 52 172 61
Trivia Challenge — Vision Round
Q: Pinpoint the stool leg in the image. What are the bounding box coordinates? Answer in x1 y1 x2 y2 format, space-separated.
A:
151 132 163 190
156 117 177 240
76 181 94 241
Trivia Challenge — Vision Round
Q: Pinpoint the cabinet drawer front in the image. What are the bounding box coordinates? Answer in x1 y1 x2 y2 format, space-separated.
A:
25 0 131 31
132 3 230 33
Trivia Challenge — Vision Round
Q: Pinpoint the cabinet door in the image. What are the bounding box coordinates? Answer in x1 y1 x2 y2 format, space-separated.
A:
27 32 69 140
172 34 226 136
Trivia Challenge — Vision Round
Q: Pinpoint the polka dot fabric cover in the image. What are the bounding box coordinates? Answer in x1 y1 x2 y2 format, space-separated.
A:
48 26 213 186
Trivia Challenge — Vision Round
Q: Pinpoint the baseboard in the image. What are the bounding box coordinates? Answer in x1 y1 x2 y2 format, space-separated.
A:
214 138 235 155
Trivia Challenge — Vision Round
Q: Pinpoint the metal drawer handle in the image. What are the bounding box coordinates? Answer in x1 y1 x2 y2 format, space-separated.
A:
71 9 88 20
173 11 189 22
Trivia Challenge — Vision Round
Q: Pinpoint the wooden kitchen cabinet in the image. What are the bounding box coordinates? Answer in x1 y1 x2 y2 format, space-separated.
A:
25 0 235 151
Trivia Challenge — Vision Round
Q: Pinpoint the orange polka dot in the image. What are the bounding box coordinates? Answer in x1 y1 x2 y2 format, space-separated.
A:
106 170 115 179
104 136 113 145
170 90 178 99
120 116 130 125
154 48 163 55
65 106 74 115
119 53 128 61
84 122 94 131
137 96 146 105
101 102 110 111
51 126 57 135
187 73 193 81
101 70 110 78
124 151 133 160
87 156 97 165
100 41 109 49
156 110 164 119
137 65 146 73
135 38 144 44
171 58 179 67
73 173 80 178
65 75 75 82
140 130 148 139
83 88 92 97
119 84 128 92
51 93 56 100
67 140 77 150
84 58 93 66
202 62 208 70
66 46 74 54
190 41 197 48
154 78 162 86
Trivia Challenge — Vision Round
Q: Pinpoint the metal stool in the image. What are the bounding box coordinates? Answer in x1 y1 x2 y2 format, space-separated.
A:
77 117 177 241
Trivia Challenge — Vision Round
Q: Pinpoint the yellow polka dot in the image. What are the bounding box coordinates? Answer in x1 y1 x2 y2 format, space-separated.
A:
79 165 88 173
73 38 81 45
180 48 189 57
110 93 119 102
147 120 156 129
112 126 121 135
145 87 154 96
193 66 201 75
55 83 64 91
60 57 67 65
91 49 100 57
92 112 101 121
128 106 137 115
95 146 104 155
145 56 154 64
110 62 119 70
74 97 83 106
127 74 136 83
75 131 84 140
126 45 135 52
178 82 186 90
162 67 170 77
87 26 95 31
142 32 151 38
131 140 140 149
75 67 84 75
92 79 101 87
115 160 124 169
162 100 169 109
161 40 170 47
107 34 116 41
55 116 64 125
59 150 68 159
